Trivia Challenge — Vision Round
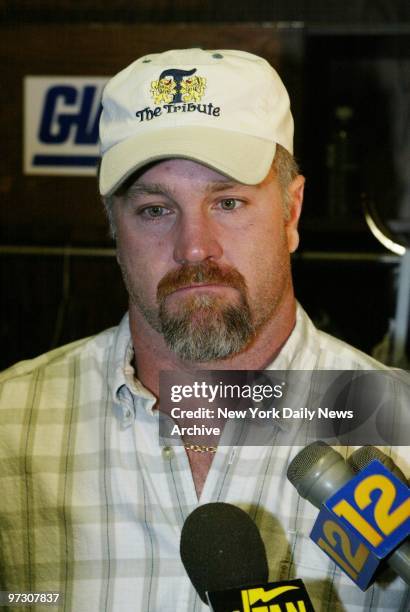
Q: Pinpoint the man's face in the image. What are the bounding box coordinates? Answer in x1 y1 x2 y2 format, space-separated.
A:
113 158 303 362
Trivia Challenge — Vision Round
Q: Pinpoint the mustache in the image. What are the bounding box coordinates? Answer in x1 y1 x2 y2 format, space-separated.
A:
157 261 248 302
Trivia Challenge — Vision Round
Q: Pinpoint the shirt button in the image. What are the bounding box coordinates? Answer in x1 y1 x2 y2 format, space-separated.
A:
162 446 173 459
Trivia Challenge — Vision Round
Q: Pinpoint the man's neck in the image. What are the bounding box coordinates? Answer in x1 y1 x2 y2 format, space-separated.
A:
129 293 297 399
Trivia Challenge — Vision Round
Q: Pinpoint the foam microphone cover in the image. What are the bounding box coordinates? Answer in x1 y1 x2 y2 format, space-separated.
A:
180 502 269 603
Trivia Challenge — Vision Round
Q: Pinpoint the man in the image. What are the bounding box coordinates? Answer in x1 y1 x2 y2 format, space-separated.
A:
0 49 408 611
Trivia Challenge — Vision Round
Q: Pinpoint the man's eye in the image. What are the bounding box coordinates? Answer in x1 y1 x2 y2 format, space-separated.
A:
140 206 170 218
219 198 242 211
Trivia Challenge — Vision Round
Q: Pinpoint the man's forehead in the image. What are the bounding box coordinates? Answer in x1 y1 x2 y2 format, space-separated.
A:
120 157 273 196
136 158 239 182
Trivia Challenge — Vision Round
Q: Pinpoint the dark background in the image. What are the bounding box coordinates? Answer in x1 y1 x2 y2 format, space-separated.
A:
1 1 409 370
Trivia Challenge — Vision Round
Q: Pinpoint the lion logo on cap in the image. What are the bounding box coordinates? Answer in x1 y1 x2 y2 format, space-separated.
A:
150 77 177 105
151 68 206 105
180 76 206 103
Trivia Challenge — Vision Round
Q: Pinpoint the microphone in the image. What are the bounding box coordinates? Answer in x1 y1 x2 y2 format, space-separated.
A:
287 442 410 588
286 441 353 507
347 446 410 582
180 502 269 603
347 445 408 484
180 502 314 611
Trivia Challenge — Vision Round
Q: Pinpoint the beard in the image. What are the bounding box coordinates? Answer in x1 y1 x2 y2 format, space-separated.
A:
158 261 256 362
120 259 256 362
159 291 254 362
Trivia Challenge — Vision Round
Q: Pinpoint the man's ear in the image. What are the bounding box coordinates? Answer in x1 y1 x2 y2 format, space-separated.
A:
285 174 305 254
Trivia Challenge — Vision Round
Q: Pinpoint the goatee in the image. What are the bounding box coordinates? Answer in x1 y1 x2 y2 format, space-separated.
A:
157 261 255 362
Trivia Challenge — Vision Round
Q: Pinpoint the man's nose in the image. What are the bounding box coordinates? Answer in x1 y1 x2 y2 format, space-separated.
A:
173 213 223 264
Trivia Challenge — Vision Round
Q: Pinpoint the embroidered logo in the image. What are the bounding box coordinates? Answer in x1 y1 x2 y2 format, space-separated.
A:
180 75 206 103
151 68 206 105
137 67 218 122
150 77 177 105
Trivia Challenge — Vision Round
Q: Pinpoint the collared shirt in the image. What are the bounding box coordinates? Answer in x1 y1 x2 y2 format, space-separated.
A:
0 304 409 611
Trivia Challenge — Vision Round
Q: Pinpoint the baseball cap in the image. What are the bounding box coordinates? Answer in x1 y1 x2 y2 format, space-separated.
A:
99 48 294 196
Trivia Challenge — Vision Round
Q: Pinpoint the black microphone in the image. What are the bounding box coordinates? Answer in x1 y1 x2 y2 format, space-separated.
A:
287 442 410 586
180 502 269 603
180 502 315 611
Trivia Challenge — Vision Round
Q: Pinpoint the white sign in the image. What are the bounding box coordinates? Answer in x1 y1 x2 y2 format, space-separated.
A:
24 76 108 176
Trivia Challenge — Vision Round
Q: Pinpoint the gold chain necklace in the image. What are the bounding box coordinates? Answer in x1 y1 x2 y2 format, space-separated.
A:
184 443 217 453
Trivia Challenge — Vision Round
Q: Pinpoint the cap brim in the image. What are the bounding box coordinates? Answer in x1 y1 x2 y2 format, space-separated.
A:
99 126 276 196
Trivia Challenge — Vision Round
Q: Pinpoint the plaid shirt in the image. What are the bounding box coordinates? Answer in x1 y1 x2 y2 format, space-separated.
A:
0 305 409 611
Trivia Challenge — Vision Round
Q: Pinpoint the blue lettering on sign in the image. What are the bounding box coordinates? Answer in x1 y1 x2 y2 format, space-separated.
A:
34 84 102 168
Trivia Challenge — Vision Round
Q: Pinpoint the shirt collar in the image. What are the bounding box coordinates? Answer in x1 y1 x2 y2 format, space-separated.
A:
266 303 319 370
108 313 157 422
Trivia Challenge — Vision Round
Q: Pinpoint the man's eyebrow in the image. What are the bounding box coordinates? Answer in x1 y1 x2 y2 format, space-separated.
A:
124 183 176 200
205 181 240 193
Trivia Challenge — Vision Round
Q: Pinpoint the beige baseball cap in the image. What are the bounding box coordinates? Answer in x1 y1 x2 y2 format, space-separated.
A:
99 48 294 196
